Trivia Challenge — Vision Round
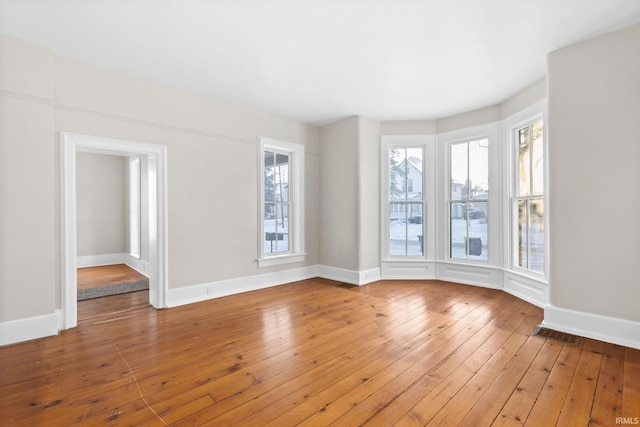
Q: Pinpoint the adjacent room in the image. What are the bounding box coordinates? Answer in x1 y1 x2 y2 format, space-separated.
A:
1 0 639 425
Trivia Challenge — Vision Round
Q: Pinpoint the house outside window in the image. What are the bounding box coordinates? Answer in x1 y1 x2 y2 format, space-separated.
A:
514 119 545 273
258 137 305 267
388 147 425 257
449 139 489 261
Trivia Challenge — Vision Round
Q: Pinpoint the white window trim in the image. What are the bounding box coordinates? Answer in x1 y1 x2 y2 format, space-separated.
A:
257 137 306 268
381 135 434 261
506 110 548 279
128 156 141 259
437 123 500 266
446 137 490 262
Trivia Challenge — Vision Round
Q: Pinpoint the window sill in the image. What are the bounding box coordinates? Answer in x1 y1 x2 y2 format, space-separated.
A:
257 253 307 268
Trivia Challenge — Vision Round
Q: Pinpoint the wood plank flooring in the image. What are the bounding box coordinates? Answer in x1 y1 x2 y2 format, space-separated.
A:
77 264 148 290
1 279 639 426
78 290 151 322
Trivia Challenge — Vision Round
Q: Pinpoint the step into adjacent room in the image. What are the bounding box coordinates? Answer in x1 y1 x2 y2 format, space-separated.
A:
77 264 149 300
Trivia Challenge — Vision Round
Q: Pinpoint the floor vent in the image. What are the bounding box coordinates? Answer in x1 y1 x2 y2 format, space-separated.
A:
533 326 581 345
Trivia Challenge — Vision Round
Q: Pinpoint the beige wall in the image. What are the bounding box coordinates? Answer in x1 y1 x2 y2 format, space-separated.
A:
319 116 381 272
76 152 127 256
0 36 56 322
0 34 320 323
319 117 360 270
548 23 640 322
357 117 381 271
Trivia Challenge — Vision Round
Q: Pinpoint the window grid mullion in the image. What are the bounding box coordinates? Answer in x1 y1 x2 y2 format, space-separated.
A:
466 143 471 258
404 150 409 255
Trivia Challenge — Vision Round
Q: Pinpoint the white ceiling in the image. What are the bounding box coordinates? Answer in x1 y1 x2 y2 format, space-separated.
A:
1 0 639 125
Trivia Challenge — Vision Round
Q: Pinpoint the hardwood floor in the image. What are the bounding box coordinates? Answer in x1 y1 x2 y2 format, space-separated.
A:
78 290 151 322
1 279 638 426
77 264 148 290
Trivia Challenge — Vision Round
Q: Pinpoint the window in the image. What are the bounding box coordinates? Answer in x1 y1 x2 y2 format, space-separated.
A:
258 137 305 267
388 147 424 257
263 150 290 254
449 139 489 261
515 119 544 273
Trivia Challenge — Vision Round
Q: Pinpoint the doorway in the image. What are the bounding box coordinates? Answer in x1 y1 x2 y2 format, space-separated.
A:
60 132 168 329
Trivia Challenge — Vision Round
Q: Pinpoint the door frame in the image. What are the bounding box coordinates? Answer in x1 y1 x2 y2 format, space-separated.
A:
60 132 168 329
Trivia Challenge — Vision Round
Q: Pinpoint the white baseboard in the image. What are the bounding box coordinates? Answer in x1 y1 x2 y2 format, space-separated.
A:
77 253 149 277
167 264 381 308
436 262 503 290
318 265 381 285
381 260 437 280
358 267 381 285
0 312 59 347
77 253 127 268
123 254 150 278
543 306 640 350
503 271 547 308
167 265 319 308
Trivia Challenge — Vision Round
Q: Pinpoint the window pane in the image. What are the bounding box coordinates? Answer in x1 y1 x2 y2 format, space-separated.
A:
264 203 276 254
518 127 531 197
274 154 289 202
469 139 489 199
450 143 468 200
278 204 290 253
517 200 528 269
389 148 406 200
529 199 544 273
264 151 276 202
407 203 424 256
265 203 290 253
389 202 406 256
531 120 544 196
468 201 488 261
450 202 466 259
406 147 423 200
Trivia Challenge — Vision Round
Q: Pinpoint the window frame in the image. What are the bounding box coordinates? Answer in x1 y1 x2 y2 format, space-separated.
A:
510 115 547 277
382 138 429 260
257 137 305 267
128 156 141 259
446 137 490 262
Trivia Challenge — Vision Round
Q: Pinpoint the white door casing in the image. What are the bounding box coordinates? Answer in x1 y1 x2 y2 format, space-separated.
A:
60 132 168 329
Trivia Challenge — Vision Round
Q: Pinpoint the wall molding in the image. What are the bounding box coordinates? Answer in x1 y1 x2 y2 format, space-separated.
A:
543 305 640 350
381 260 437 280
380 260 548 307
436 262 503 290
0 312 59 347
503 271 547 308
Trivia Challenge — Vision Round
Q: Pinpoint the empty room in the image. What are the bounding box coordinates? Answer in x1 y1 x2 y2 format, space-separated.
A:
1 0 639 425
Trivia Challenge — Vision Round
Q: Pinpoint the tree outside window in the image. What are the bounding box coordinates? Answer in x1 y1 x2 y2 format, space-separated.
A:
516 120 544 273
